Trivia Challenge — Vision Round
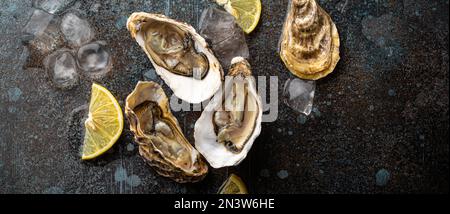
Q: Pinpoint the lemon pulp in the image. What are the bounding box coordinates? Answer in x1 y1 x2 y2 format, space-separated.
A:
218 174 248 194
82 83 123 160
218 0 262 34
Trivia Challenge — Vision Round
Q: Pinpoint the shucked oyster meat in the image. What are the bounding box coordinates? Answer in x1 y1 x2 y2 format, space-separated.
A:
279 0 340 80
125 81 208 183
127 13 223 104
194 57 262 168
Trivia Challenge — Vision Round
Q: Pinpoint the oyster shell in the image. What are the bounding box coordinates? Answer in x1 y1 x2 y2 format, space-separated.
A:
194 57 262 168
125 81 208 183
127 13 223 104
279 0 340 80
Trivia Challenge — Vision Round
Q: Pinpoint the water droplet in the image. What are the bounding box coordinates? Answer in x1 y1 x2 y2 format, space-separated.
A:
126 175 142 187
297 114 308 125
143 69 157 80
115 16 128 30
90 3 101 13
44 186 64 194
312 107 321 117
8 87 22 102
8 106 17 113
114 166 127 182
126 143 135 152
388 89 396 97
375 168 390 186
277 170 289 179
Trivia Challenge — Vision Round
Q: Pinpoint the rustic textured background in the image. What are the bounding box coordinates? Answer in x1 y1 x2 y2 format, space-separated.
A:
0 0 448 193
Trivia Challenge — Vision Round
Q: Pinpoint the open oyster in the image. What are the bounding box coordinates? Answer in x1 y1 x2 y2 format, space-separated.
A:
194 57 262 168
279 0 340 80
127 13 223 104
125 81 208 183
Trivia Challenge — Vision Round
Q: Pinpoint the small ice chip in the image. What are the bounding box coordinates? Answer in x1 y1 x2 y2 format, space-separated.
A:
283 78 316 115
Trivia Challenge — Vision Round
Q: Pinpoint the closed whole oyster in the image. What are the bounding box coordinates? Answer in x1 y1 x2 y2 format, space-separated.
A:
125 81 208 183
127 12 223 104
279 0 340 80
194 57 262 168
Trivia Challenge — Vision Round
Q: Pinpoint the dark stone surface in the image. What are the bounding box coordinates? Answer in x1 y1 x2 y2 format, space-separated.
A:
0 0 448 193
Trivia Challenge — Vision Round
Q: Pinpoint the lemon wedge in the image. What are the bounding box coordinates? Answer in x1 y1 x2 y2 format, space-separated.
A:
82 83 123 160
217 0 262 34
218 174 248 194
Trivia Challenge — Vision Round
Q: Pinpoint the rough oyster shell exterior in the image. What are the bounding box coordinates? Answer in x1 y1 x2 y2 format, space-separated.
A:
279 0 340 80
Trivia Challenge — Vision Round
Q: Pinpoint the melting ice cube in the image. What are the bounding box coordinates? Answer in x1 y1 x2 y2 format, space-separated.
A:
23 11 65 58
283 78 316 115
61 13 94 47
23 9 54 36
198 6 249 68
22 9 66 68
44 49 79 89
77 41 112 79
33 0 75 15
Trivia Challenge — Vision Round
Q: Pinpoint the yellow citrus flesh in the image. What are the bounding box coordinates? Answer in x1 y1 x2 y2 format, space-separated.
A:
221 0 262 34
82 83 123 160
218 174 248 194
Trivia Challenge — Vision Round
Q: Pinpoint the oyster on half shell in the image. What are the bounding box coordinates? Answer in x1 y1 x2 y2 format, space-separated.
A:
125 81 208 183
127 13 223 104
194 57 262 168
279 0 340 80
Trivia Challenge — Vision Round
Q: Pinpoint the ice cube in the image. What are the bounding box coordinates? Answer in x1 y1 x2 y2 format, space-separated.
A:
33 0 75 15
77 41 112 79
199 6 236 43
23 9 54 36
44 49 79 89
61 13 94 47
25 20 65 56
283 78 316 115
23 11 65 68
198 6 249 68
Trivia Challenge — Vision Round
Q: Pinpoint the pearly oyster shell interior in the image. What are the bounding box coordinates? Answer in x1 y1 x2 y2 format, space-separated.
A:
127 13 223 104
279 0 340 80
125 81 208 183
194 57 262 168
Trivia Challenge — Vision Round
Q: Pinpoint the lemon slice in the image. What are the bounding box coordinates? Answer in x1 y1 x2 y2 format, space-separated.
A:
217 0 262 34
82 83 124 160
218 174 248 194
